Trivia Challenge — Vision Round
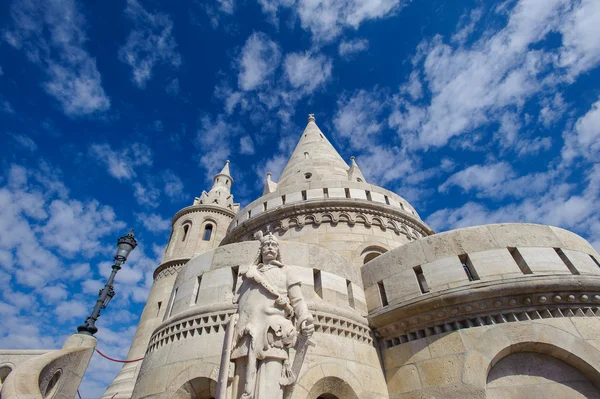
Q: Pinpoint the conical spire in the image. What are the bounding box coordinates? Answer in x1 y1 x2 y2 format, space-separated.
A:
347 156 366 183
277 114 349 189
195 160 235 209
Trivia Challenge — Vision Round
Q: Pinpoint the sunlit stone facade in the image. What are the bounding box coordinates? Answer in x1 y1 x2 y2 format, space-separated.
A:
103 116 600 399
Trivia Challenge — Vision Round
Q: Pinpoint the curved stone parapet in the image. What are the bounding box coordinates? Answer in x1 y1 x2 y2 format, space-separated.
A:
1 334 96 399
221 182 433 266
131 241 386 399
361 223 600 347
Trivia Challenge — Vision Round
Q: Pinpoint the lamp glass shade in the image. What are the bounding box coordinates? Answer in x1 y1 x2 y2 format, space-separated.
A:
115 241 133 260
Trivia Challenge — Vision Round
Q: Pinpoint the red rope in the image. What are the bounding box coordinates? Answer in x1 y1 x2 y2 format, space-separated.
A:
77 389 82 398
95 349 144 363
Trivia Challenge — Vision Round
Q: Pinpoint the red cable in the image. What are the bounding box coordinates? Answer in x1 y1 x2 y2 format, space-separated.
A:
111 394 118 399
77 389 82 398
95 349 144 363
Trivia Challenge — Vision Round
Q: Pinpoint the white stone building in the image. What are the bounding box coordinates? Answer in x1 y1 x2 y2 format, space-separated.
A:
6 115 598 399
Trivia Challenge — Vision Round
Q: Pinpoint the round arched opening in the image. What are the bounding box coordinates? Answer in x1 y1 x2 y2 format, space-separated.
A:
361 245 388 265
307 377 359 399
174 376 216 399
486 352 600 398
0 364 14 389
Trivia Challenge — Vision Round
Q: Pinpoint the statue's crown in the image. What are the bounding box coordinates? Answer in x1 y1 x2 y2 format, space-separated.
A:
254 231 278 245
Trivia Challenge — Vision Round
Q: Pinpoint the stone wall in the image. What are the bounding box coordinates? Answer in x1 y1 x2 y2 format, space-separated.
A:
131 241 386 399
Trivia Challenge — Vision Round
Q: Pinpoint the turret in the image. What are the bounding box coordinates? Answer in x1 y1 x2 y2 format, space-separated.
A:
222 114 433 267
101 161 239 399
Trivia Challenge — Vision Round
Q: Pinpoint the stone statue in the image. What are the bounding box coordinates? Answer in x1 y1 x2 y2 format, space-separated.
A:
227 232 314 399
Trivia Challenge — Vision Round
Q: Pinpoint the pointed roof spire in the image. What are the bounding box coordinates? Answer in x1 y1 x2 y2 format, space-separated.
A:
277 114 350 189
216 160 232 180
347 156 366 183
263 172 278 195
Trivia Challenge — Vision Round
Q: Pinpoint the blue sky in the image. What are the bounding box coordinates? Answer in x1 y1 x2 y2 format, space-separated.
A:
0 0 599 396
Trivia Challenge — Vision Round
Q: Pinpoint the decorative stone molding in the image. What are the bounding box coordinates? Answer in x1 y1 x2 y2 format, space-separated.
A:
377 290 600 348
173 204 237 226
153 259 189 281
222 200 433 245
146 310 373 354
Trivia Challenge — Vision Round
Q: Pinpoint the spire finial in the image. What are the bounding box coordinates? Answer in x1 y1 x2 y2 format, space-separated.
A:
308 113 315 123
350 156 357 166
267 172 272 181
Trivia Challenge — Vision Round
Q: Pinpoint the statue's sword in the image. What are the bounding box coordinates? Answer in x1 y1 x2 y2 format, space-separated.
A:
284 324 316 399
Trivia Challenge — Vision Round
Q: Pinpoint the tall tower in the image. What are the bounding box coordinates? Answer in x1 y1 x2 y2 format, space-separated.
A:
102 162 239 399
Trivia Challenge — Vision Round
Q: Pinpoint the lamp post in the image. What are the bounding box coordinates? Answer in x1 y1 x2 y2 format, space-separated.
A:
77 229 138 336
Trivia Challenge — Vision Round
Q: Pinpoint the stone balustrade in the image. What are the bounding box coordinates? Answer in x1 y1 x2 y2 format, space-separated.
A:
361 223 600 346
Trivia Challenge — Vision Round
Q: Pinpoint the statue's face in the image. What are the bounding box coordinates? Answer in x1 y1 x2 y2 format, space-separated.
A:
261 240 278 262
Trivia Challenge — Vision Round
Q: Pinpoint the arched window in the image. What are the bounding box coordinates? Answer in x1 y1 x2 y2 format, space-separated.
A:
361 245 388 265
203 224 213 241
182 223 191 241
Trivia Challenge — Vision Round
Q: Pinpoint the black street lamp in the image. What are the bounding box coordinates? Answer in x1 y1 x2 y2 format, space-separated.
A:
77 229 138 336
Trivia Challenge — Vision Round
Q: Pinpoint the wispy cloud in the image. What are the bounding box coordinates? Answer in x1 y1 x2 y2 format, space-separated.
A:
338 38 369 58
89 142 153 180
119 0 181 88
4 0 110 116
284 51 332 93
238 32 281 91
11 133 37 151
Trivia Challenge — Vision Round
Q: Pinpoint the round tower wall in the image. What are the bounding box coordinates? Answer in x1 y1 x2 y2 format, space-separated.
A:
222 180 432 268
360 223 600 398
131 241 387 399
163 205 235 263
101 261 185 399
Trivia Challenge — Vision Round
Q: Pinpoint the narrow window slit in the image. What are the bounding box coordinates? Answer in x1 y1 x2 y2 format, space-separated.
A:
323 188 329 198
193 276 202 304
313 269 323 299
302 190 307 200
459 254 479 281
182 224 190 241
414 266 430 293
166 288 178 319
377 281 389 307
366 190 372 201
156 301 162 317
384 195 390 205
554 248 579 275
281 195 286 205
508 247 532 274
345 188 351 198
590 255 600 268
263 202 267 211
203 224 213 241
231 266 239 294
346 280 355 309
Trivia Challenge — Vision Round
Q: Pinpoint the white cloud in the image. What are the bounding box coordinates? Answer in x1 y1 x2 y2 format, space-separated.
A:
240 135 255 154
562 96 600 163
11 133 37 151
1 100 15 114
295 0 402 42
135 212 171 233
4 0 110 116
133 181 160 207
237 32 281 91
333 89 386 147
162 170 185 200
54 299 88 320
165 77 179 95
338 38 369 58
196 115 242 176
558 0 600 80
284 52 332 93
89 142 153 180
119 0 181 88
392 0 584 150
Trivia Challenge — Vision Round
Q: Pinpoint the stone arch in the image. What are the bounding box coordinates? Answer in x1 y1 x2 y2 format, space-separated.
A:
462 322 600 391
0 362 14 389
359 245 389 265
291 363 363 399
166 362 219 399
